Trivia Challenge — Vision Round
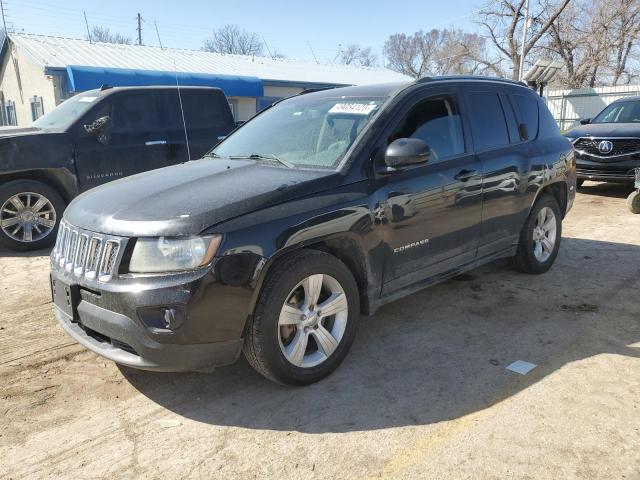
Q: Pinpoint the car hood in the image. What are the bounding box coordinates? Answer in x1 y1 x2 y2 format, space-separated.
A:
565 123 640 138
65 158 341 237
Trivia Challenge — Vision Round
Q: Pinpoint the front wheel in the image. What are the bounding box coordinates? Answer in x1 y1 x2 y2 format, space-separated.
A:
511 195 562 274
576 179 585 189
0 180 65 251
243 250 360 386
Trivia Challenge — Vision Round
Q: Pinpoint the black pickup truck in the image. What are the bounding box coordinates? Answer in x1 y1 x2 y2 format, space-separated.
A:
51 76 576 386
0 86 235 251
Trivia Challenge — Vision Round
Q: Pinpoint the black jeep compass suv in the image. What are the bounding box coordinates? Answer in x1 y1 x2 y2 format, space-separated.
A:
50 76 576 385
565 96 640 186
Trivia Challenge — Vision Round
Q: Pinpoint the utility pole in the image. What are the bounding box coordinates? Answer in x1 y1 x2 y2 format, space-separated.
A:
136 13 143 46
0 0 8 35
307 41 319 64
84 11 92 44
518 0 530 81
154 21 163 50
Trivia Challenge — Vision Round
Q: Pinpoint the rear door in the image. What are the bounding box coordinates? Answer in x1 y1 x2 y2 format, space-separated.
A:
161 89 235 163
462 88 533 257
73 91 169 191
377 87 484 294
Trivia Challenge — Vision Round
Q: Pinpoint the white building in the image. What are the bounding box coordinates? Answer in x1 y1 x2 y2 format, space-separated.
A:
0 33 411 126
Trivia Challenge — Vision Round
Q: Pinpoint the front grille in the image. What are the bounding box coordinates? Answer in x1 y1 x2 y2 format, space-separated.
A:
574 137 640 158
52 221 125 282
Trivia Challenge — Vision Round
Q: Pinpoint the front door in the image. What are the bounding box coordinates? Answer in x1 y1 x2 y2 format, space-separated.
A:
378 89 483 295
73 91 169 192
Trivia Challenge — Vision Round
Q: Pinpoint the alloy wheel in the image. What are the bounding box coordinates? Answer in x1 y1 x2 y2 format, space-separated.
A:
0 192 57 243
532 206 557 263
277 273 349 368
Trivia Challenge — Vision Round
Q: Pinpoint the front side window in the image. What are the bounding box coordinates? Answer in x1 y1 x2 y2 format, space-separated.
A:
388 95 465 161
110 92 158 132
213 94 386 169
593 100 640 124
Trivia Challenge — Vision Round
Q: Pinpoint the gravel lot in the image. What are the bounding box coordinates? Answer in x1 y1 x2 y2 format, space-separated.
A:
2 182 639 480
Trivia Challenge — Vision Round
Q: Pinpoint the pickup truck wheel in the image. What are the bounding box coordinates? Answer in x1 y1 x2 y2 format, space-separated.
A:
628 191 640 214
0 180 65 251
511 195 562 274
576 179 584 189
243 250 359 386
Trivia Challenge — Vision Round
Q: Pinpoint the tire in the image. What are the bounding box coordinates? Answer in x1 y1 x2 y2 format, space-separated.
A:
511 194 562 274
0 180 66 251
628 191 640 214
576 179 584 189
243 250 360 386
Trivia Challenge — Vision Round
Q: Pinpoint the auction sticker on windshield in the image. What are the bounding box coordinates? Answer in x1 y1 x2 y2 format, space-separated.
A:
329 103 378 115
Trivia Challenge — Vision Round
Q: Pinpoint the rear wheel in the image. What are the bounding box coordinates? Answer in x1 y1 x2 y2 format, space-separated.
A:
0 180 65 251
243 250 359 386
511 195 562 274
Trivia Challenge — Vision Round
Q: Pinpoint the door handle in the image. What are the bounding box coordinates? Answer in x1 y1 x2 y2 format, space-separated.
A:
145 140 167 146
454 169 478 181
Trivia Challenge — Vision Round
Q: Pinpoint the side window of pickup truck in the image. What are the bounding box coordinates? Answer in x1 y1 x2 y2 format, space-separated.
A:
389 95 465 161
110 92 159 132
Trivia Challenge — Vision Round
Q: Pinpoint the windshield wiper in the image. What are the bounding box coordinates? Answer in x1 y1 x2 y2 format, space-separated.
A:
229 153 295 169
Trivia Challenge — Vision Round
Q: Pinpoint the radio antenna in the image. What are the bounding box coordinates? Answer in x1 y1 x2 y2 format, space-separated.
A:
174 62 191 162
156 22 190 162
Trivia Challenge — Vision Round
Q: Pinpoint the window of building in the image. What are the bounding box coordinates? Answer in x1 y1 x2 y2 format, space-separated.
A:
466 92 510 151
30 96 45 121
6 100 17 126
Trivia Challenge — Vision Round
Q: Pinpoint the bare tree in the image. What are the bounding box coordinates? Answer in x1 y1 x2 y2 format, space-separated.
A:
383 29 503 78
202 24 264 56
337 44 378 67
86 26 132 45
477 0 571 79
539 0 640 87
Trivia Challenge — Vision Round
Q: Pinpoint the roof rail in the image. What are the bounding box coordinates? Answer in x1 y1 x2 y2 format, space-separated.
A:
415 75 527 87
297 86 339 96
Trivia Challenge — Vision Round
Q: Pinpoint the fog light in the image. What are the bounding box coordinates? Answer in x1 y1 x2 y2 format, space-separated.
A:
138 306 186 332
163 308 179 329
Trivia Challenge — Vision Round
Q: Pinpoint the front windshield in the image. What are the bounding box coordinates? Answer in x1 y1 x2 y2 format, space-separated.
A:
592 100 640 124
213 94 386 169
32 92 101 129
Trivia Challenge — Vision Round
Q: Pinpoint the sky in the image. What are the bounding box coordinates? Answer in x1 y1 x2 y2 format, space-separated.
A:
4 0 482 64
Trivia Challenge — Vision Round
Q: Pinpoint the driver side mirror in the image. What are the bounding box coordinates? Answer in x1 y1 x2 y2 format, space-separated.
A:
84 115 112 145
385 138 430 169
579 118 592 125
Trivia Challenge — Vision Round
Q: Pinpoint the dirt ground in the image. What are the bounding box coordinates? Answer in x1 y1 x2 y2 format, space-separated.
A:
1 182 639 480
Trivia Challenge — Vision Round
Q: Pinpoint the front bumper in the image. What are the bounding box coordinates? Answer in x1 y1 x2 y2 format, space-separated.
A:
54 304 242 371
50 254 263 372
576 155 639 183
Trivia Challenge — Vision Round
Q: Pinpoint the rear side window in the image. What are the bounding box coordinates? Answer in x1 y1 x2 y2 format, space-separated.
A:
466 92 510 151
511 93 539 140
177 90 234 130
389 95 465 161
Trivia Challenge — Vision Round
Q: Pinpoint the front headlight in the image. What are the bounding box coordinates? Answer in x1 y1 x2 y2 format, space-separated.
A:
129 235 221 273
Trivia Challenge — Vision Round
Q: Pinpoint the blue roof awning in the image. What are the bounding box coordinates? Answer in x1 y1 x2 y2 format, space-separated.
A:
66 65 263 97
